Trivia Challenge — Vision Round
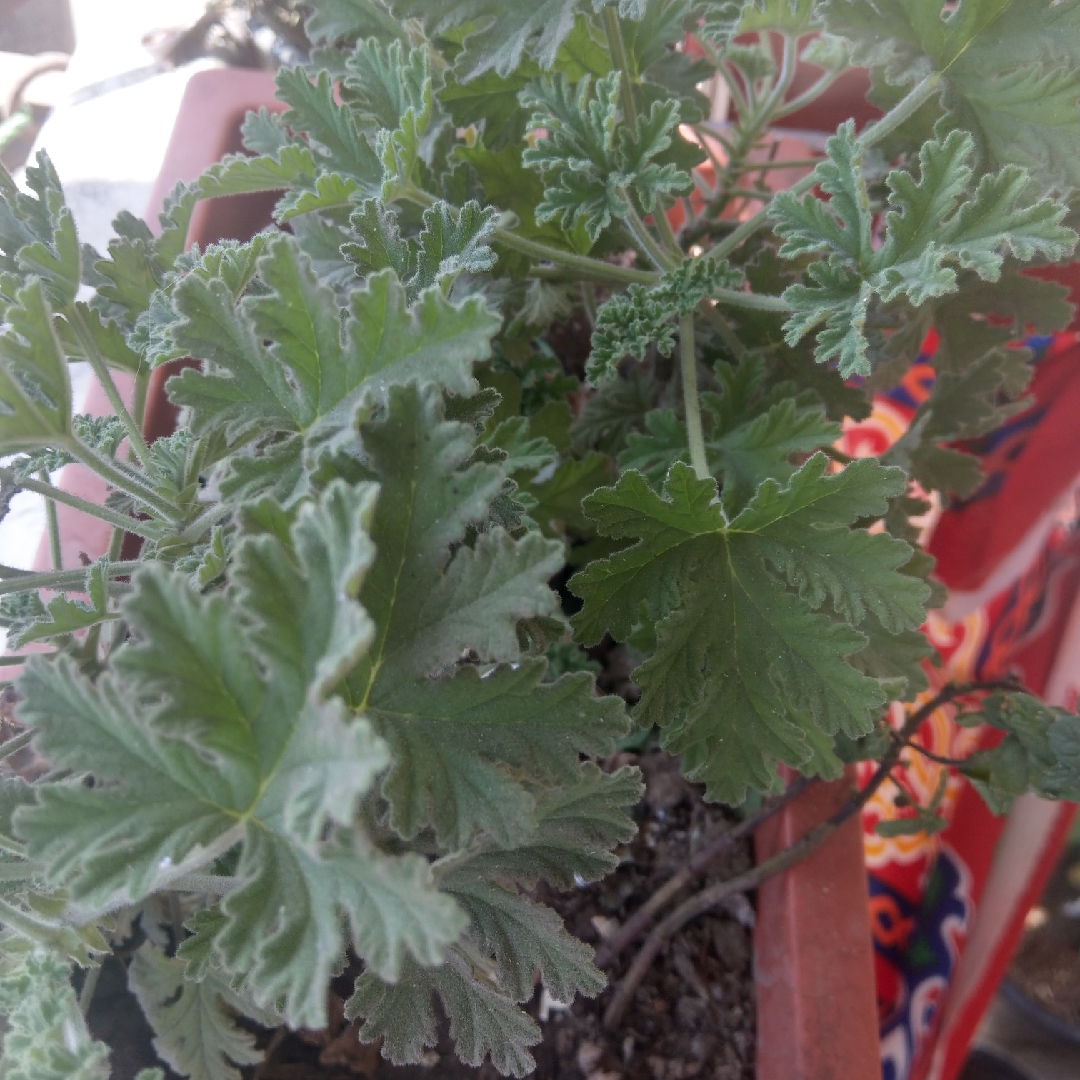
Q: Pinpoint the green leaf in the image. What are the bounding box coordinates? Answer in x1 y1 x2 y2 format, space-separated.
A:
14 559 117 647
962 693 1080 813
882 349 1031 497
198 145 319 201
337 385 625 846
276 67 385 187
772 123 1076 375
0 948 110 1080
305 0 407 45
14 481 465 1028
344 198 498 302
571 455 928 802
620 356 841 514
588 257 743 381
347 953 540 1077
0 280 71 453
165 234 499 446
822 0 1080 189
391 0 639 80
128 943 278 1080
522 72 691 242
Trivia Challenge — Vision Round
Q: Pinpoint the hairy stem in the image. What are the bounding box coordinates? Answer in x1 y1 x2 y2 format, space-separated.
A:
679 314 709 481
601 6 638 129
78 963 102 1016
602 677 1018 1030
0 561 141 598
39 470 62 570
0 468 160 541
493 228 659 285
66 440 179 524
704 71 942 263
68 307 155 474
622 195 679 270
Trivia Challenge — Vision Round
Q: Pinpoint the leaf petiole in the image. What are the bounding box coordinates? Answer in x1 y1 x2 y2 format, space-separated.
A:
679 313 709 481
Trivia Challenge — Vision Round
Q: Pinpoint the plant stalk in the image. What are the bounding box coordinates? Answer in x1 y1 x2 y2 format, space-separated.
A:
493 228 659 285
0 468 160 541
703 70 942 263
68 307 156 474
39 470 62 570
679 314 709 481
0 561 141 598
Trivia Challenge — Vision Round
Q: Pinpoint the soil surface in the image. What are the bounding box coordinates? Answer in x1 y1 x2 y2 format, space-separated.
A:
1007 842 1080 1030
89 750 757 1080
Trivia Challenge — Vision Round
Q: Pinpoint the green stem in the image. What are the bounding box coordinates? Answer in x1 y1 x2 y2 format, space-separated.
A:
0 729 34 757
68 307 155 474
712 287 790 313
132 364 151 431
622 195 678 270
78 964 102 1016
580 282 597 328
493 227 659 285
679 314 709 481
66 440 178 524
772 70 841 120
698 300 747 359
601 6 638 128
39 470 62 570
704 71 941 263
0 561 141 598
1 468 160 540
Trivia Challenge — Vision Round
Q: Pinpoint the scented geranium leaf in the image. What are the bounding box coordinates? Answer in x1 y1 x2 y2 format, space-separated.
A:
14 560 117 647
962 693 1080 813
166 234 499 445
456 763 642 888
522 72 690 242
370 664 627 848
822 0 1080 189
128 943 277 1080
882 349 1031 497
483 416 558 475
377 75 436 201
391 0 639 80
276 67 385 187
571 456 923 802
589 284 676 381
0 280 71 452
619 355 840 511
334 385 624 847
0 949 111 1080
345 198 498 302
588 258 742 381
14 482 465 1028
441 873 605 1001
305 0 406 45
772 123 1075 376
348 954 540 1077
275 172 361 223
343 37 430 136
198 145 318 201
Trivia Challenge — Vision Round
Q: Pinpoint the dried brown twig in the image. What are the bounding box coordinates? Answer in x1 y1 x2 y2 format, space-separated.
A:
602 678 1020 1030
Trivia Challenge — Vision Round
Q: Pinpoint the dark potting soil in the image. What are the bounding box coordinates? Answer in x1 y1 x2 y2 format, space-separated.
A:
89 750 757 1080
1007 842 1080 1031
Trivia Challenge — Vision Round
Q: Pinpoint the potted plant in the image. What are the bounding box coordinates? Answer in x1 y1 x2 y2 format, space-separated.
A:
1 2 1078 1078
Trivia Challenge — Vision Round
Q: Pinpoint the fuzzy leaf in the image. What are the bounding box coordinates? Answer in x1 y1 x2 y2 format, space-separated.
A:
165 234 499 445
772 123 1075 375
391 0 642 80
337 385 626 847
344 198 498 302
14 482 465 1028
348 954 540 1077
0 949 110 1080
571 456 927 801
963 693 1080 813
522 72 690 242
14 559 117 647
0 280 71 453
822 0 1080 189
128 943 277 1080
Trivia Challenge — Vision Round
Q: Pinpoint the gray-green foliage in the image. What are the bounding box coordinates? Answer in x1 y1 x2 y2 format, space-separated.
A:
2 0 1080 1074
